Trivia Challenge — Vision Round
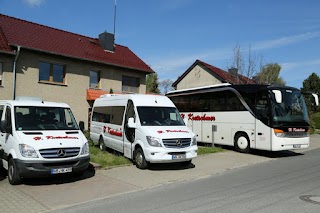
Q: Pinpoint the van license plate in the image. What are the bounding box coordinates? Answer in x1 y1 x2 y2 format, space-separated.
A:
172 154 186 160
51 167 72 174
293 144 301 148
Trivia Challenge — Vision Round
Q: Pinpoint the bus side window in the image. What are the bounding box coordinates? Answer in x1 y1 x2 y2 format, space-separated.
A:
255 93 270 125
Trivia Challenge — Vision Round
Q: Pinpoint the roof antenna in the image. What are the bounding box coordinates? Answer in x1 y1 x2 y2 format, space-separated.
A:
113 0 117 44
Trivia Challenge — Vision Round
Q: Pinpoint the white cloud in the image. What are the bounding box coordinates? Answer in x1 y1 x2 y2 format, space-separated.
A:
280 58 320 88
253 32 320 51
24 0 44 7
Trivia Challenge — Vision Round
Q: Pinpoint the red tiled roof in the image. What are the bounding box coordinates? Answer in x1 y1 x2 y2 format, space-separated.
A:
172 60 255 87
0 26 13 53
0 14 153 73
198 60 256 84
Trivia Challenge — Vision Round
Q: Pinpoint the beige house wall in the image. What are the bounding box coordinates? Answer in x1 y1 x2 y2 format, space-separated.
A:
176 64 222 90
0 53 15 100
1 50 147 129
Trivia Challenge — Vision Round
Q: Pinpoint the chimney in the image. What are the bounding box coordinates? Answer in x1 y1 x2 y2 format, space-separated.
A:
99 32 114 52
228 68 238 77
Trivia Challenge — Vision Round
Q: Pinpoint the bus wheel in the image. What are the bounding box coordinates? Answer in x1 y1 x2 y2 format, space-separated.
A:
134 148 149 169
99 137 106 151
8 158 21 185
235 133 250 153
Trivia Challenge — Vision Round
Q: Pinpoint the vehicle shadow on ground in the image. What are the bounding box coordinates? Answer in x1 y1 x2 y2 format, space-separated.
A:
217 145 303 158
18 164 96 186
147 162 196 171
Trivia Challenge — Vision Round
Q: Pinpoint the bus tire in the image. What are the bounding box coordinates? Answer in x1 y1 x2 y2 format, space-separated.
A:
8 158 21 185
134 148 149 169
234 133 250 153
99 137 106 151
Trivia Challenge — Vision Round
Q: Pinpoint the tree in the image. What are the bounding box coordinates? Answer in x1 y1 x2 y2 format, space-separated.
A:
159 79 174 94
146 73 160 94
227 43 263 83
301 72 320 115
256 63 286 86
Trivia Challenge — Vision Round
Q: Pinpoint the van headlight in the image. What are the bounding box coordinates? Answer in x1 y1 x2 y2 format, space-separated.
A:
19 144 38 158
191 136 197 146
81 142 89 155
146 136 162 147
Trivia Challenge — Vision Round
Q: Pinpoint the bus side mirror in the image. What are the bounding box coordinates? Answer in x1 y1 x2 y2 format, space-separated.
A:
312 94 319 106
127 117 136 129
272 90 282 103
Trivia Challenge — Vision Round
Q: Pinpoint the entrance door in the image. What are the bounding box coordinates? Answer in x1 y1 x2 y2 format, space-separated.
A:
254 91 272 150
123 100 135 159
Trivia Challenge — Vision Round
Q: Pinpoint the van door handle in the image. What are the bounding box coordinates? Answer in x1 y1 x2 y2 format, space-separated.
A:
258 133 263 135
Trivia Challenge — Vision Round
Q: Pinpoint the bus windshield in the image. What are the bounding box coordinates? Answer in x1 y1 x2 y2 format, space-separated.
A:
137 107 185 126
15 106 79 131
270 89 309 127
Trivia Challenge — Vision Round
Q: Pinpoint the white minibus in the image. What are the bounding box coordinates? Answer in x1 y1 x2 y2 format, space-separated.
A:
90 94 197 169
0 97 90 185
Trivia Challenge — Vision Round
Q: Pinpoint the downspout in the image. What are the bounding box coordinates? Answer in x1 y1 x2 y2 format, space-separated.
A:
12 46 21 100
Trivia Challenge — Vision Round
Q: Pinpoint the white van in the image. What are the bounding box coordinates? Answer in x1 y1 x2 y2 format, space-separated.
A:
90 94 197 169
0 97 90 185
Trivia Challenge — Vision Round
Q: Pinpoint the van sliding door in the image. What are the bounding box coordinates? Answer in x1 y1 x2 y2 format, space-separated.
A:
123 100 135 158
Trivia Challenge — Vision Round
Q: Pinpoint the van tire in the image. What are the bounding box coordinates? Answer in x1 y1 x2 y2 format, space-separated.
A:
99 137 106 151
8 158 21 185
234 133 250 153
134 148 148 169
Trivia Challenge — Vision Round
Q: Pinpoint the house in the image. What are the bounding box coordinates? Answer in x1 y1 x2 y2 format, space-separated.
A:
0 14 153 129
172 60 255 90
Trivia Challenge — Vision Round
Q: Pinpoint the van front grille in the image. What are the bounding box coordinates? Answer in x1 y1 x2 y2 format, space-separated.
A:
39 147 80 159
162 138 191 148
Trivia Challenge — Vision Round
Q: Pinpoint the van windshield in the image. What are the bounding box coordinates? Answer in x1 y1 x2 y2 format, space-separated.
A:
137 107 185 126
15 106 79 130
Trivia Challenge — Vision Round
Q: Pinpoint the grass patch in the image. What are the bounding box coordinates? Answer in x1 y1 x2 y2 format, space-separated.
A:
198 146 225 155
89 143 131 168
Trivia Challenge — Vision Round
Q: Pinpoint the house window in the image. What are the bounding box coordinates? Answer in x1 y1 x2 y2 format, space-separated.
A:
39 62 65 84
0 62 3 86
89 70 100 88
122 76 140 93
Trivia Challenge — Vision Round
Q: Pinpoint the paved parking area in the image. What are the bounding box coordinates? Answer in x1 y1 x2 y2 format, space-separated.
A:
1 134 319 213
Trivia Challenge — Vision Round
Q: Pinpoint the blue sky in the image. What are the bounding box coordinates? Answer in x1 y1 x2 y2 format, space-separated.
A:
1 0 320 89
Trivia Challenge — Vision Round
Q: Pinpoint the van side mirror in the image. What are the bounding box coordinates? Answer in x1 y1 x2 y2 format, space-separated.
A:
1 120 7 133
127 117 136 129
79 121 85 132
272 90 282 103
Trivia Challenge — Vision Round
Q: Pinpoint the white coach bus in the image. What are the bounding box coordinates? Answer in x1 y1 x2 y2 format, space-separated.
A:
167 83 318 153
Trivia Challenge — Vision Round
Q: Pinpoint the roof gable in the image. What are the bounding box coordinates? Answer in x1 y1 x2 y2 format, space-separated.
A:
0 14 153 73
173 60 255 87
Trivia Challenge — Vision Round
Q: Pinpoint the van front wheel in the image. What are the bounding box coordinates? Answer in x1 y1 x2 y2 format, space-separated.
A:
134 148 149 169
8 158 21 185
99 137 106 151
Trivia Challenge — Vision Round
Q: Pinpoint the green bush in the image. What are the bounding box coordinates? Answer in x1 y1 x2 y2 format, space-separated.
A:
312 112 320 129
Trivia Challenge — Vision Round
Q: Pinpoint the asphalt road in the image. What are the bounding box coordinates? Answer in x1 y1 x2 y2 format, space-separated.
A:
52 148 320 213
